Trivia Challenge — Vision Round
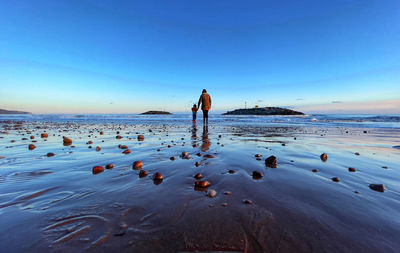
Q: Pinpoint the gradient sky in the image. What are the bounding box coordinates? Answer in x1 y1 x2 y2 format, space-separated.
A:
0 0 399 114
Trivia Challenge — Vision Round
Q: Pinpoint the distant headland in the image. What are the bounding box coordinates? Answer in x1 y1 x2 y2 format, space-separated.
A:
0 109 31 114
141 111 172 115
223 107 303 116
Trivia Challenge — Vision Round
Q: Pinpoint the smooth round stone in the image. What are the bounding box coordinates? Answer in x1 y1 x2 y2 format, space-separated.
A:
137 135 144 141
221 203 228 207
348 167 356 172
207 189 217 198
30 135 34 139
28 144 36 150
255 154 262 158
194 173 203 180
204 154 215 158
46 152 55 157
354 152 360 156
369 184 385 192
170 156 175 161
87 140 93 144
196 153 202 157
96 146 101 151
41 133 49 138
100 131 104 135
320 153 328 162
224 191 231 195
122 149 131 154
92 166 105 174
195 180 210 188
195 161 201 167
332 177 340 182
153 172 163 180
106 163 114 169
312 169 319 173
252 171 263 180
228 169 236 174
265 155 277 168
132 161 143 169
243 199 253 204
139 170 148 178
116 135 122 139
63 137 72 146
119 145 128 149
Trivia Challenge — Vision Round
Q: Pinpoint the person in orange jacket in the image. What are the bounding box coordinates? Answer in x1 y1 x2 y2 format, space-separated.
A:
197 89 211 126
191 104 198 122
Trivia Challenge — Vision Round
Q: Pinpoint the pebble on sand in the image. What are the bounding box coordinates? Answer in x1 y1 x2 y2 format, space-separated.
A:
87 140 93 144
252 171 263 180
30 135 34 139
196 153 202 157
63 137 72 146
255 154 262 158
139 170 148 178
106 163 114 169
354 152 360 156
332 177 340 182
46 152 55 157
153 172 163 180
41 133 49 138
320 153 328 162
119 144 128 149
369 184 385 192
207 189 217 198
224 191 232 195
137 135 145 141
204 154 215 158
122 149 131 154
132 161 143 170
195 180 210 188
243 199 253 204
28 144 36 150
312 169 319 173
96 146 101 151
170 156 175 161
194 173 203 180
92 166 105 174
221 203 228 207
265 155 277 168
181 152 190 159
116 135 122 139
195 161 201 167
348 167 356 172
100 131 104 135
228 169 236 174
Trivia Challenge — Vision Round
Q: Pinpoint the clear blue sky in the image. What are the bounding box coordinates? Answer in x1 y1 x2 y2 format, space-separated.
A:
0 0 399 114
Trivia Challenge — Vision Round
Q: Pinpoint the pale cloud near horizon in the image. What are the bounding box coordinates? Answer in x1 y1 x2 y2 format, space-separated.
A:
296 99 400 114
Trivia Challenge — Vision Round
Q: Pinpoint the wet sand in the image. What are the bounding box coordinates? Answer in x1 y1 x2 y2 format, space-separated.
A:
0 120 399 252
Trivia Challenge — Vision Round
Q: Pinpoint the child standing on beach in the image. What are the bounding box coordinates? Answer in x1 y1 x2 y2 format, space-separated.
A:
191 104 198 123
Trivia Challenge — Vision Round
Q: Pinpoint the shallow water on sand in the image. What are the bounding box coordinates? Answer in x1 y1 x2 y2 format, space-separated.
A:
0 118 399 252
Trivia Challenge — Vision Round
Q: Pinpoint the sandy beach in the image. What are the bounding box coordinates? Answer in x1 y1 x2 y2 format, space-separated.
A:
0 115 399 252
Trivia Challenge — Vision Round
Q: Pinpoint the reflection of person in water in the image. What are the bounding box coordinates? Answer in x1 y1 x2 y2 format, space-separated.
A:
191 122 197 147
201 127 211 152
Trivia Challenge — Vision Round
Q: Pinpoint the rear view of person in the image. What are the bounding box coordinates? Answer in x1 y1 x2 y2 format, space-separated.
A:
191 104 198 123
197 89 211 126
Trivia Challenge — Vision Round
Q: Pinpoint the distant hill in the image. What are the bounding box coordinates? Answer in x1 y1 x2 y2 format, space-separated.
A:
0 109 31 114
141 111 172 115
223 107 303 116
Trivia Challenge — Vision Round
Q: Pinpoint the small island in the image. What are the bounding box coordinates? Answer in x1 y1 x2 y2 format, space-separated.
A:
141 111 172 115
223 107 303 116
0 109 31 114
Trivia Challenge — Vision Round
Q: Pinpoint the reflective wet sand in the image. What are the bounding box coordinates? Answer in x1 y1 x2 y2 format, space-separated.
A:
0 120 399 252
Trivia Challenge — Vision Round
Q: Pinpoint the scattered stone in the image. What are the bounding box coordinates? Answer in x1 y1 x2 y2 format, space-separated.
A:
207 189 217 198
348 167 356 172
354 191 360 194
153 172 163 180
28 144 36 150
41 133 49 138
252 171 263 180
224 191 231 195
63 137 72 146
92 166 105 174
312 169 319 173
195 161 201 167
195 180 210 188
119 145 128 149
228 169 236 174
363 130 367 134
96 146 101 151
320 153 328 162
196 153 202 157
100 131 104 135
181 152 190 159
106 163 114 169
204 154 215 158
137 135 144 141
87 140 93 144
194 173 203 180
139 170 148 178
382 166 388 169
116 135 122 139
88 146 92 149
354 152 360 156
221 203 228 207
369 184 385 192
46 152 55 157
30 135 34 139
122 149 131 154
281 143 286 146
255 154 262 158
157 148 161 152
332 177 340 182
265 155 277 168
170 156 175 161
132 161 143 170
243 199 252 204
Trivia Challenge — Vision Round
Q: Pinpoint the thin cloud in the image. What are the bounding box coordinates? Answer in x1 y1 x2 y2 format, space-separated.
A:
331 101 343 103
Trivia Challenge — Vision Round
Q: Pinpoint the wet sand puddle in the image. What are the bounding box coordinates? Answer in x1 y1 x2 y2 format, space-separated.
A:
0 120 400 252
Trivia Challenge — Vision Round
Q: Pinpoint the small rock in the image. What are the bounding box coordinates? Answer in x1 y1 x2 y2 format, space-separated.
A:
116 135 122 139
87 140 93 144
106 163 114 169
369 184 385 192
332 177 340 182
41 133 48 138
320 153 328 162
122 149 131 154
46 152 55 157
170 156 175 161
28 144 36 150
221 203 228 207
348 167 356 172
96 146 101 151
312 169 319 173
196 153 202 157
137 135 144 141
243 199 252 204
265 155 277 168
255 154 262 158
224 191 231 195
195 180 210 188
157 148 161 152
100 131 104 135
228 169 236 174
281 143 286 146
153 172 163 180
181 152 190 159
195 161 201 167
194 173 203 180
204 154 215 158
139 170 148 178
63 137 72 146
354 191 360 194
354 152 360 156
119 145 128 149
207 189 217 198
382 166 388 169
252 171 263 180
132 161 143 170
92 166 105 174
363 130 367 134
30 135 34 139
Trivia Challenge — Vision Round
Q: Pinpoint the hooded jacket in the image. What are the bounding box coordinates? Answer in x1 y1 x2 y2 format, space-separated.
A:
198 92 211 111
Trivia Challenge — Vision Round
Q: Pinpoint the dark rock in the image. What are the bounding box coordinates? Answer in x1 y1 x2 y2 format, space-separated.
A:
252 171 263 180
354 152 360 156
312 169 319 173
265 155 277 168
28 144 36 150
194 173 203 180
348 167 356 172
228 169 236 174
122 149 131 154
153 172 163 180
132 161 143 170
332 177 340 182
46 152 54 157
137 135 144 141
96 146 101 151
224 191 231 195
204 154 215 158
320 153 328 162
116 135 122 139
369 184 385 192
92 166 104 174
63 137 72 146
195 161 201 167
139 170 148 178
255 154 262 158
170 156 175 161
30 135 34 139
194 180 210 188
141 111 171 115
243 199 253 204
